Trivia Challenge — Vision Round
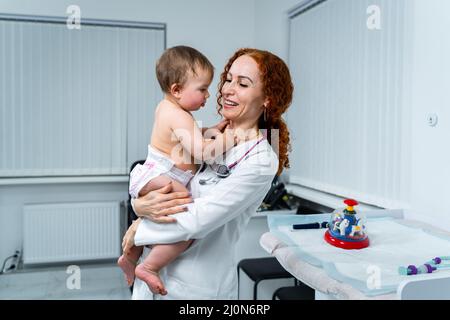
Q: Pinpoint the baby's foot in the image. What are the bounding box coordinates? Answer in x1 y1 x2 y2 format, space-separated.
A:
117 255 136 286
135 264 167 295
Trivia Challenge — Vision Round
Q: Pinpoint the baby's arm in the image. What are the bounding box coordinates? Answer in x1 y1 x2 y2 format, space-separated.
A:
171 110 235 162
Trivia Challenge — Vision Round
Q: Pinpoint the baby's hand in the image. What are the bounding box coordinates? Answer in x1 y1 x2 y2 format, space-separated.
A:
204 119 229 139
213 119 229 133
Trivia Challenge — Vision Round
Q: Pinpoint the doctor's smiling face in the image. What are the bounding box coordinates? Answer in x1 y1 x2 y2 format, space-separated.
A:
220 55 268 129
217 48 293 175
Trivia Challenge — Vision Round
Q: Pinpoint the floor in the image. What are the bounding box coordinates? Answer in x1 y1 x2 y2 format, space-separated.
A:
0 263 131 300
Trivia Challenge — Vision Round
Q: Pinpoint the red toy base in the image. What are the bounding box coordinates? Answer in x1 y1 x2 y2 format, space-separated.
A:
324 230 369 249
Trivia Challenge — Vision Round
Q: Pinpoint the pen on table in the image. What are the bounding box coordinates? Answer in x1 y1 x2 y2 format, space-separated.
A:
292 221 328 230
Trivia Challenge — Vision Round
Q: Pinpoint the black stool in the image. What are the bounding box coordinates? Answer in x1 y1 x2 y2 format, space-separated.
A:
237 257 294 300
272 285 315 300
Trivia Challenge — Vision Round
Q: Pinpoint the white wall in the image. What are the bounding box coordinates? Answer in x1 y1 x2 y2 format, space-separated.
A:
409 0 450 230
254 0 300 62
0 0 257 264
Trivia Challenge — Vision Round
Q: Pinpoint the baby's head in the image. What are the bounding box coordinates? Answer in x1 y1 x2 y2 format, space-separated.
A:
156 46 214 111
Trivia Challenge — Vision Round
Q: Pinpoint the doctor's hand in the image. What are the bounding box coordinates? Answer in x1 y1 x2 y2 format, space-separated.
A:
122 218 141 256
133 182 193 223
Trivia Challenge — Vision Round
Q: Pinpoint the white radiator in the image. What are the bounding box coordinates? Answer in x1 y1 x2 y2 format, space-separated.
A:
23 202 121 265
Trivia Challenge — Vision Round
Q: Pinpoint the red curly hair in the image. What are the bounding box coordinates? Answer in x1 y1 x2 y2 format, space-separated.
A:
217 48 293 175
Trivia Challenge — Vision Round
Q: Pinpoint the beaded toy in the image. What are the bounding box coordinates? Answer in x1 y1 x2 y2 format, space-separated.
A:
399 256 450 276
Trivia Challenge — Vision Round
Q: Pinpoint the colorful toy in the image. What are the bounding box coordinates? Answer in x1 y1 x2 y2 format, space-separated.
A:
399 256 450 276
324 199 370 249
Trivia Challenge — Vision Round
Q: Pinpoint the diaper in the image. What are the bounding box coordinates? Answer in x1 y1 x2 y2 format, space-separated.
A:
129 145 194 198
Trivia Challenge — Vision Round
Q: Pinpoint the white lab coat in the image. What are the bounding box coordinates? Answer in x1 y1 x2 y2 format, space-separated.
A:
132 139 278 300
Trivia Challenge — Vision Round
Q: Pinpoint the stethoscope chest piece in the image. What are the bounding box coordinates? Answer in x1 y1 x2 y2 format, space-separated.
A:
198 137 266 185
215 164 230 178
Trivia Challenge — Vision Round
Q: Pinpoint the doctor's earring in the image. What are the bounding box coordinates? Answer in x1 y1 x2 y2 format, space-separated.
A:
263 108 268 122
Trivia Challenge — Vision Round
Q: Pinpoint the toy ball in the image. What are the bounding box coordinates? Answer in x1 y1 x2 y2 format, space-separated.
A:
324 199 370 249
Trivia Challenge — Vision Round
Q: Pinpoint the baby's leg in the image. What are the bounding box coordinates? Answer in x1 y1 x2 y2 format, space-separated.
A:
117 245 143 286
135 174 190 294
135 240 193 295
138 174 188 196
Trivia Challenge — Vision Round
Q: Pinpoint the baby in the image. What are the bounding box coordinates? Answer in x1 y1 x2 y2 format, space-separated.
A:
118 46 236 295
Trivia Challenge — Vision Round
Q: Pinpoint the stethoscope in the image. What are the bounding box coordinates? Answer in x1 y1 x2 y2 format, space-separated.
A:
198 136 266 185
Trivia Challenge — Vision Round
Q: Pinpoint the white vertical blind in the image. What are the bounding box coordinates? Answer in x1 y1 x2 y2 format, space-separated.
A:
0 17 164 177
288 0 412 208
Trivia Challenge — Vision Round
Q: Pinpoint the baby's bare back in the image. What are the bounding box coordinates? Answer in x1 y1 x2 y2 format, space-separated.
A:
150 100 198 173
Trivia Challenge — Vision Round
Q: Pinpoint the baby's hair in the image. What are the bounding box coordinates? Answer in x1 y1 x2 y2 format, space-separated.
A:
156 46 214 93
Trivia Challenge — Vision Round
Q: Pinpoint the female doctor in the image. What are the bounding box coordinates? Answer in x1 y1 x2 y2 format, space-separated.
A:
123 48 294 299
